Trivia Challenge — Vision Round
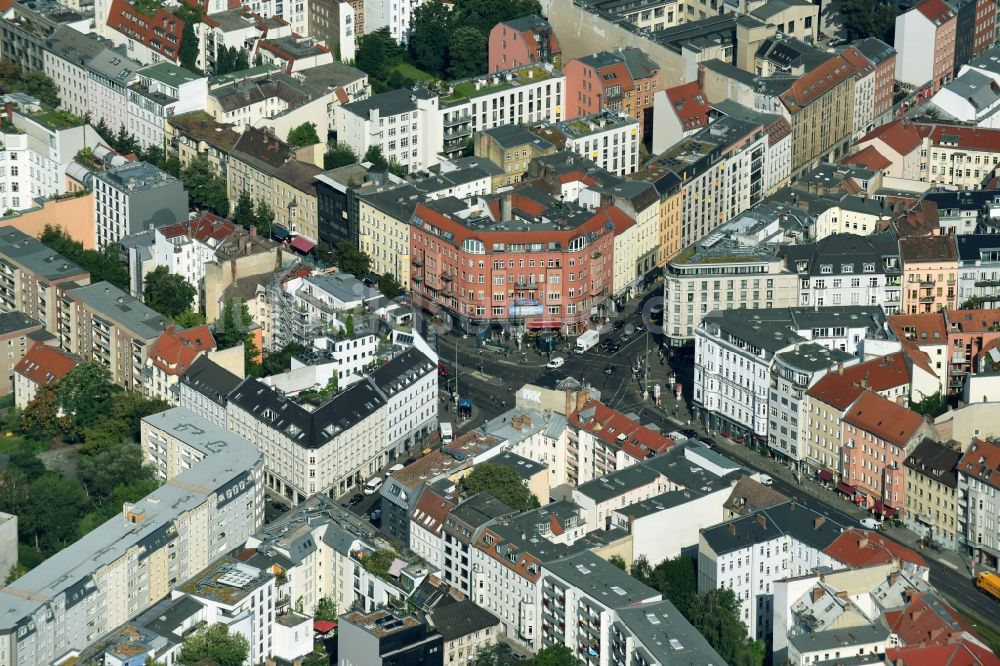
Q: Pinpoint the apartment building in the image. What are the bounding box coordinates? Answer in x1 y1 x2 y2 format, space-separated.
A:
256 36 333 74
0 1 86 73
904 438 960 549
272 160 322 241
225 126 295 211
854 38 898 131
58 281 172 391
336 86 441 172
440 493 516 596
166 111 240 178
894 0 957 91
532 111 640 177
179 355 243 427
141 213 238 305
339 611 443 666
919 124 1000 189
538 552 661 658
782 230 903 313
127 63 208 150
0 406 263 666
368 346 438 457
642 111 792 253
802 352 912 480
488 16 560 74
0 227 90 332
475 125 557 189
841 390 926 518
143 324 215 405
438 64 565 160
957 437 1000 567
607 599 729 666
93 161 188 248
227 375 390 501
603 180 661 303
245 0 310 37
96 0 188 65
308 0 364 62
85 47 141 133
13 342 79 409
0 313 43 396
41 26 106 119
662 212 799 346
563 48 660 141
408 194 619 335
652 81 712 154
698 502 846 640
429 600 501 666
957 234 1000 307
901 235 959 313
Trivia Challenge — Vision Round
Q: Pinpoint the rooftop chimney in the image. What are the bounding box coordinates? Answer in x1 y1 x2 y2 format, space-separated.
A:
728 522 737 535
858 536 869 549
501 193 513 222
837 363 844 376
757 514 767 529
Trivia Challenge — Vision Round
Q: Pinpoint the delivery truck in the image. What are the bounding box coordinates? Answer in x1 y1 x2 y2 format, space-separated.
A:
575 329 600 354
976 571 1000 601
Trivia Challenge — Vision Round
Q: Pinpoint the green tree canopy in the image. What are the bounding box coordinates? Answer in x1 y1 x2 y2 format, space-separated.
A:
19 386 59 440
909 391 947 418
533 645 580 666
335 240 371 277
143 266 196 317
254 199 275 237
378 272 404 299
19 70 60 108
363 145 389 170
461 463 539 511
356 27 404 80
409 1 451 75
177 7 202 73
56 362 117 440
325 142 358 169
288 121 321 147
215 297 260 376
39 225 129 290
178 623 249 666
448 26 487 80
181 157 229 216
262 341 307 376
19 474 88 552
232 190 256 228
839 0 896 41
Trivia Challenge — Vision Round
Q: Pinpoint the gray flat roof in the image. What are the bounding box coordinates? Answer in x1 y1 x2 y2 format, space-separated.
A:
0 408 261 631
0 311 39 336
776 342 855 372
575 464 660 502
543 551 659 608
616 599 728 665
788 623 890 653
66 281 171 341
0 227 87 281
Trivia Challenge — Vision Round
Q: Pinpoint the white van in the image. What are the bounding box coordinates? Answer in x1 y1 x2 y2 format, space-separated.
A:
860 518 882 530
385 463 405 479
440 422 454 444
363 477 383 495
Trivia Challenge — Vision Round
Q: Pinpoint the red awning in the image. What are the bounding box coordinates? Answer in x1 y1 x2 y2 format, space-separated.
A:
818 469 833 482
872 500 898 517
526 321 563 329
836 482 855 495
313 620 337 634
290 236 316 253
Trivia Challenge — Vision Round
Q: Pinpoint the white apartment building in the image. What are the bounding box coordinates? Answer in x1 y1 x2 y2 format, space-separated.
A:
178 355 243 428
812 196 893 241
782 231 903 314
663 213 799 346
537 552 661 658
439 67 564 160
0 407 264 666
476 406 570 489
42 26 107 118
920 124 1000 190
227 376 389 502
247 0 310 39
0 100 104 211
957 234 1000 307
698 503 844 640
143 325 216 406
408 488 452 573
363 0 424 43
127 63 208 150
369 346 438 457
86 48 140 135
957 438 1000 567
768 343 856 470
263 334 378 392
538 111 640 177
148 214 235 304
93 161 188 248
929 70 1000 128
336 86 442 172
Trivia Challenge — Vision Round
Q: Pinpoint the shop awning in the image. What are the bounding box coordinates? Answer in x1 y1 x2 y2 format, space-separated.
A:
409 293 440 315
290 235 316 253
872 500 898 518
818 469 834 482
526 321 563 329
272 226 290 241
313 620 337 634
836 482 855 495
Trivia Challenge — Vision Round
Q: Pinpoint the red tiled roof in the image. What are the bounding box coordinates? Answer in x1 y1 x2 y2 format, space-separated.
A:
915 0 956 24
839 46 875 77
857 119 923 155
887 639 1000 666
843 145 892 170
106 0 185 62
664 82 711 132
569 399 676 460
13 343 79 389
149 325 215 377
888 312 949 347
958 439 1000 491
158 213 236 245
766 117 792 146
806 353 910 410
779 54 859 113
824 528 927 568
945 308 1000 333
900 234 958 262
884 592 975 646
918 124 1000 152
843 390 924 448
410 487 455 537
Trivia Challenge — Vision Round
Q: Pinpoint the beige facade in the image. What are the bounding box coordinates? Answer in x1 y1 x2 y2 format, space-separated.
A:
0 314 44 396
904 444 959 547
273 168 321 241
442 623 499 666
803 394 846 475
786 69 856 175
166 111 238 179
921 134 1000 189
357 197 411 286
204 244 284 321
474 128 557 190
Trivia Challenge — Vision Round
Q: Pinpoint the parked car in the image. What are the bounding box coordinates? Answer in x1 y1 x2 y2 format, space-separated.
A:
860 518 882 530
609 343 622 353
347 493 364 506
363 477 383 495
757 474 774 486
546 356 566 369
613 320 625 331
604 365 615 375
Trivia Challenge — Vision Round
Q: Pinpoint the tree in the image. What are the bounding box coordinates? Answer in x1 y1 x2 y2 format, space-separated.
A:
838 0 895 41
175 310 207 328
215 297 260 375
20 474 88 552
387 159 408 178
533 645 580 666
355 27 403 80
608 554 627 571
178 623 249 666
178 11 201 73
254 199 275 237
450 0 542 35
448 26 487 80
19 70 60 107
409 1 451 77
473 643 516 666
325 142 358 169
19 386 59 440
181 157 229 216
143 266 196 317
909 391 947 418
78 440 155 506
461 463 539 511
39 225 129 290
232 190 256 229
363 145 389 169
262 341 307 376
378 272 404 298
287 122 321 148
647 555 698 616
961 296 985 309
56 362 116 440
687 588 763 666
314 597 338 622
334 240 371 277
344 313 355 338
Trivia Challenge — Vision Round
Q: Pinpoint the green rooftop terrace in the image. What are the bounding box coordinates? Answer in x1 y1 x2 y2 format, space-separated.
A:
443 66 555 104
25 108 86 131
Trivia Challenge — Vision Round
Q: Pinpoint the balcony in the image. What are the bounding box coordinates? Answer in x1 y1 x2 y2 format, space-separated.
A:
920 280 935 288
515 281 539 290
919 295 935 303
412 257 423 267
443 114 472 128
